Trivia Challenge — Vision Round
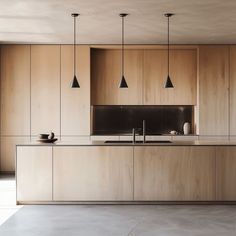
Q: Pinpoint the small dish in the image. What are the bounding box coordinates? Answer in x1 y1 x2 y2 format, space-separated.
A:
37 138 58 143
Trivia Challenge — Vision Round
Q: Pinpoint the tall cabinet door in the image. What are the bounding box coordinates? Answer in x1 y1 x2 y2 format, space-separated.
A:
31 45 60 135
230 46 236 135
61 45 90 135
0 45 30 171
199 46 229 135
0 45 30 135
143 49 197 105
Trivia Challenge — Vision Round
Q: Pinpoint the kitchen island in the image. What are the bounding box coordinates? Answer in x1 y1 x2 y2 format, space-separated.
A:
16 140 236 204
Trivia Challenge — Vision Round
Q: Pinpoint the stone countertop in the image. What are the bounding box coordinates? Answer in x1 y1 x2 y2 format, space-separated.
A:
16 140 236 146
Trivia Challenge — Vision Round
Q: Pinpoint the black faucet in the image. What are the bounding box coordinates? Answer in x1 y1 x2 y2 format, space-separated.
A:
132 120 146 144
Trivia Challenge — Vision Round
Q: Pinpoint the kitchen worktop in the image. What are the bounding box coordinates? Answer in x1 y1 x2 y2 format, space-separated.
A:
16 139 236 146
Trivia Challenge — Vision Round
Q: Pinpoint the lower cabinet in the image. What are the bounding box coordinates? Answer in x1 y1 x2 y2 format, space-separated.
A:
216 147 236 200
16 145 236 203
134 146 216 201
53 146 133 201
16 146 53 202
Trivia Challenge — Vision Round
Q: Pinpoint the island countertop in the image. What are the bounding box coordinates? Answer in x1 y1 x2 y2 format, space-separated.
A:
16 140 236 146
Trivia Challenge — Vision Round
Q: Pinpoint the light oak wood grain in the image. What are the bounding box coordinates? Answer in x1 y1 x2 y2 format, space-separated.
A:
230 46 236 135
134 146 216 201
31 45 60 135
16 146 52 201
61 45 90 135
216 147 236 200
91 49 143 105
0 45 30 135
0 136 30 172
199 46 229 135
53 146 133 201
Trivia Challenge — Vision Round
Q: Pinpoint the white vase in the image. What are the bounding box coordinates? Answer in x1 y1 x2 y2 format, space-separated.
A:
183 122 190 135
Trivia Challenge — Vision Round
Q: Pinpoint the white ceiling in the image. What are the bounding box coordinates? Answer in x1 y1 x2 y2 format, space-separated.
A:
1 0 236 44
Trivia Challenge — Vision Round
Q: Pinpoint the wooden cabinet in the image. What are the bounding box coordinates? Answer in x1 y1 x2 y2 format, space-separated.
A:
91 48 197 105
0 45 30 135
199 46 229 135
216 147 236 200
61 45 90 135
0 136 30 171
31 45 60 135
53 146 133 201
143 49 197 105
134 146 216 201
16 146 52 202
230 46 236 135
91 49 143 105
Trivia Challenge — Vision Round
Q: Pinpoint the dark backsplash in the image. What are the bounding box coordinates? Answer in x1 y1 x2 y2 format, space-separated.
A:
92 105 194 135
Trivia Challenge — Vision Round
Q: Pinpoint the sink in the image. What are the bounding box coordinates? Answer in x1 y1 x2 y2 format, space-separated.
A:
104 140 172 144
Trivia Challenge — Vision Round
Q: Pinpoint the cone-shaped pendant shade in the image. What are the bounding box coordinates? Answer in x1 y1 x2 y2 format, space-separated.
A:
71 75 80 88
165 75 174 88
119 75 128 88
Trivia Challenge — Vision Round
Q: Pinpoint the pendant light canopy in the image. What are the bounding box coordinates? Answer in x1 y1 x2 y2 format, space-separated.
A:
119 13 128 88
71 13 80 88
164 13 174 88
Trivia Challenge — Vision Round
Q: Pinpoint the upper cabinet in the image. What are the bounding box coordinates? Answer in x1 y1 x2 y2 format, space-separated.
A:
0 45 30 135
91 48 197 105
91 49 143 105
31 45 61 135
61 45 90 135
143 49 197 105
199 46 229 135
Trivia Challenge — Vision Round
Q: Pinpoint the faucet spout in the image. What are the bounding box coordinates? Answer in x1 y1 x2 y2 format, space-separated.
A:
143 120 146 143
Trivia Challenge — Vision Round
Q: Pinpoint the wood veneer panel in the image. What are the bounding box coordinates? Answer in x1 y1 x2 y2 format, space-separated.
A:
0 45 30 135
199 46 229 135
53 146 133 201
61 45 90 135
134 146 216 201
16 146 52 201
143 49 197 105
31 45 60 135
91 49 143 105
216 147 236 200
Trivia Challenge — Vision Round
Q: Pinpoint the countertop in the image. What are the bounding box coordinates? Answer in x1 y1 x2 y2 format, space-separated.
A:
16 140 236 146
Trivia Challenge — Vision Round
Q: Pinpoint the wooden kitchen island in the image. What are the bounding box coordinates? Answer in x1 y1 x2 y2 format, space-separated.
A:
16 141 236 204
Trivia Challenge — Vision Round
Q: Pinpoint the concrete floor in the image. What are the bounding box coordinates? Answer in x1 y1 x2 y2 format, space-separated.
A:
0 175 236 235
0 174 22 226
0 204 236 236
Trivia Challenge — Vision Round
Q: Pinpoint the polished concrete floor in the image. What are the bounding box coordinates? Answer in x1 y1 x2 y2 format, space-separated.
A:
0 204 236 236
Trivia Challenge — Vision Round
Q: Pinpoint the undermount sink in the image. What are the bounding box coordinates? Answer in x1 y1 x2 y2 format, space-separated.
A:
104 140 172 144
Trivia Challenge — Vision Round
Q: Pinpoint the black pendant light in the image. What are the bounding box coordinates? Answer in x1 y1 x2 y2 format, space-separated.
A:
119 13 128 88
164 13 174 88
71 13 80 88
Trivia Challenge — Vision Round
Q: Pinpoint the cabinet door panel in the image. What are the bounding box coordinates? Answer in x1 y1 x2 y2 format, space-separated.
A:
216 147 236 200
16 146 52 201
0 45 30 135
31 45 60 135
134 146 215 201
230 46 236 135
91 49 143 105
0 136 30 172
61 45 90 135
143 49 197 105
199 46 229 135
53 146 133 201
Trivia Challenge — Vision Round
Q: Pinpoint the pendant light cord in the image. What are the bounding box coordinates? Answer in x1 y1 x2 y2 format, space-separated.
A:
122 16 124 77
74 16 76 76
167 15 170 76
